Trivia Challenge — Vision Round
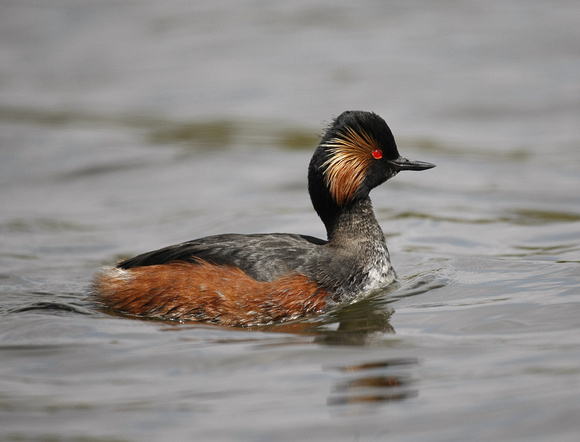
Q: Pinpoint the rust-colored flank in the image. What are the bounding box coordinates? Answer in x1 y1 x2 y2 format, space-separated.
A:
93 260 329 327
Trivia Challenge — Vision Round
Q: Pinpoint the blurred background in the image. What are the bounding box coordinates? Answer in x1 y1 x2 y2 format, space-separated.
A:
2 0 578 146
1 1 579 441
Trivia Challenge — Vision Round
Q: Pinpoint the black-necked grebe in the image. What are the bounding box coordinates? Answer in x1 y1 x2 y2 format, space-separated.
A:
91 111 435 326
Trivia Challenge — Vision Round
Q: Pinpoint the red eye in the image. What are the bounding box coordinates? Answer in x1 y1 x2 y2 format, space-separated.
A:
372 149 383 159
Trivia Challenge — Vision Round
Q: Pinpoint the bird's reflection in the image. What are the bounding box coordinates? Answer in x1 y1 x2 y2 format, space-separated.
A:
265 283 399 344
307 285 419 407
326 358 419 407
165 283 420 408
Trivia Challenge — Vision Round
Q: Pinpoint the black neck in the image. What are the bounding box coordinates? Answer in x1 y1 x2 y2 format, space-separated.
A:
324 197 386 247
308 148 386 248
308 166 384 245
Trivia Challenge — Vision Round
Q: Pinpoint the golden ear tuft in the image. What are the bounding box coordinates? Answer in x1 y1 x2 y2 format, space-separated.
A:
321 126 379 206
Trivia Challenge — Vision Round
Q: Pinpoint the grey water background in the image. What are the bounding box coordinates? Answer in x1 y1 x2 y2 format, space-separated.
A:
1 0 579 440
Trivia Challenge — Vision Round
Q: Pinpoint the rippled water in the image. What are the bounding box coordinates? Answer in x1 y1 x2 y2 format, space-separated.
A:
1 1 579 441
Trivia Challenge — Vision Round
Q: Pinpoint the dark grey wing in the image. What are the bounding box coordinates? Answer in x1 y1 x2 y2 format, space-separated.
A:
117 233 327 282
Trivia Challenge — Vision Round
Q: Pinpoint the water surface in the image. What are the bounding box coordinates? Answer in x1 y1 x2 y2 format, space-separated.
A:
1 1 579 441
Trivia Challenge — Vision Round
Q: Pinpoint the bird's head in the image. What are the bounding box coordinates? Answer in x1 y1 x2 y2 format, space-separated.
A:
308 111 435 218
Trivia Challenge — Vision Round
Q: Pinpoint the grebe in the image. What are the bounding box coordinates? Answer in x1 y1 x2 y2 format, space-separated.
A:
91 111 434 326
